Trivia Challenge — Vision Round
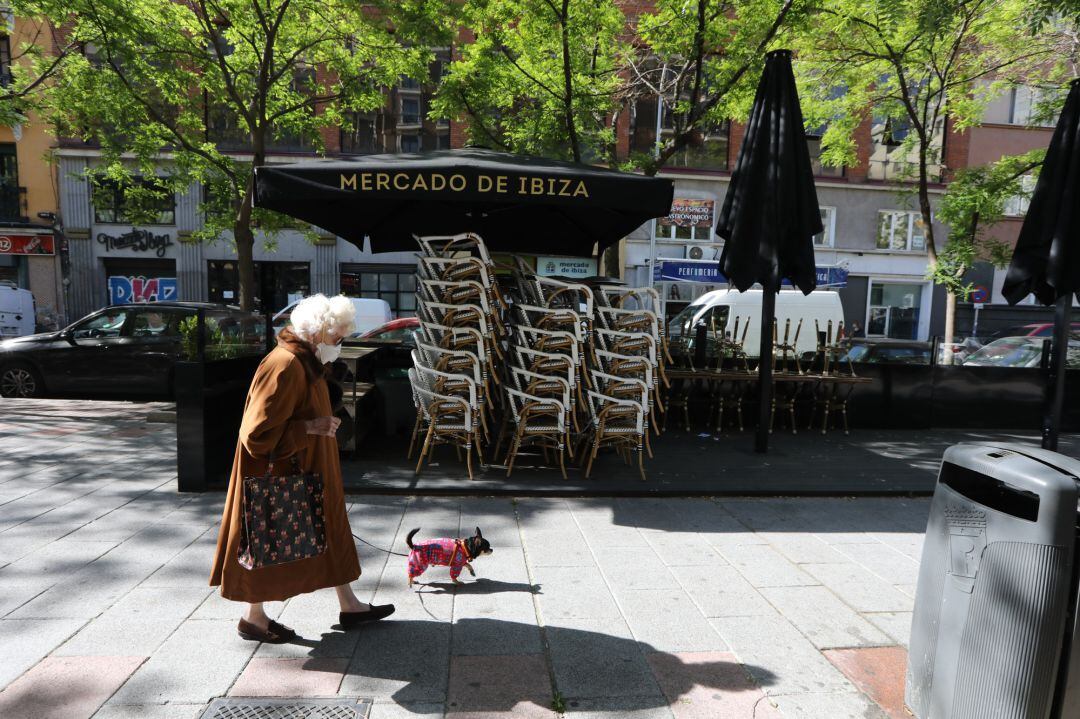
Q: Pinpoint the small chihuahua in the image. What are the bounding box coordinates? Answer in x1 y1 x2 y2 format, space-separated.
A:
406 527 492 586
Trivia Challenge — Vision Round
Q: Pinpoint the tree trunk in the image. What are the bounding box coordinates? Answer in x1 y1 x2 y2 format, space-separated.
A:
234 221 257 311
559 0 581 163
942 290 957 365
603 242 621 279
234 141 264 312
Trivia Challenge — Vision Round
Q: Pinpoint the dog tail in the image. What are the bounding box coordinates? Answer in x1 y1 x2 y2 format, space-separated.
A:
406 527 420 550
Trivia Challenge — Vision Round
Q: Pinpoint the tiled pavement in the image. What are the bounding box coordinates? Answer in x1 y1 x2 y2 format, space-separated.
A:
0 399 931 718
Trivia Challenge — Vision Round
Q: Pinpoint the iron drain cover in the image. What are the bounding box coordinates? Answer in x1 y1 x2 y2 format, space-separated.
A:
199 698 373 719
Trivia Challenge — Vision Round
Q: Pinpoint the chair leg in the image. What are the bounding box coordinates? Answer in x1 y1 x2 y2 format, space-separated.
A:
558 445 567 480
645 427 654 459
584 436 601 478
506 429 523 477
415 425 435 475
565 430 575 459
475 434 486 466
407 416 423 459
637 447 646 481
466 444 474 480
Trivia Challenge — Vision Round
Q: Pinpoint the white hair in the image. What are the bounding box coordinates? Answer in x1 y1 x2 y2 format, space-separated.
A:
289 294 356 342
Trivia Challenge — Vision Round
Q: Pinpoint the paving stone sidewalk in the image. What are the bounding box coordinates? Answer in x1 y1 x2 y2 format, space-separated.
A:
0 399 931 718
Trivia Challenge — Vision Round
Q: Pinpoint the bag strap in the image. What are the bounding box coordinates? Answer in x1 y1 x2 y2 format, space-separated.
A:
267 449 304 475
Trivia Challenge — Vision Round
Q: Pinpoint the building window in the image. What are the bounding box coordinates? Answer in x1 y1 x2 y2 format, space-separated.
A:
0 143 22 222
1009 86 1057 128
341 110 385 154
806 136 844 178
814 207 836 247
629 96 730 172
400 96 421 127
867 281 923 340
0 36 11 87
341 265 416 316
876 210 926 252
207 260 310 313
1004 175 1036 217
93 177 176 225
399 134 421 153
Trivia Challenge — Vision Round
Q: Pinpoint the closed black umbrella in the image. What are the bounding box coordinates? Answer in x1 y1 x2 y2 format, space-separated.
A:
253 148 674 257
1002 79 1080 451
715 49 822 453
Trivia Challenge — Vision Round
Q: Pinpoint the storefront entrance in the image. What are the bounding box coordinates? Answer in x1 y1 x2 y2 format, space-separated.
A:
866 281 924 340
207 260 310 312
340 264 417 317
104 258 178 304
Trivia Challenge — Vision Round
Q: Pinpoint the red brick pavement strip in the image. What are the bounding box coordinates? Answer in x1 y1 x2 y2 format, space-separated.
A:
646 651 783 719
445 654 556 719
229 658 348 697
823 646 909 719
0 656 146 719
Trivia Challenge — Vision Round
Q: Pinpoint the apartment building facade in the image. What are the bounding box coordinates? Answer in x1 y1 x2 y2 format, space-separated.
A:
0 10 64 330
49 24 1059 338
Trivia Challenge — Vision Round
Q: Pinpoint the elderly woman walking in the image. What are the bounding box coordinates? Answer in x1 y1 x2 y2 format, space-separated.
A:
210 294 394 643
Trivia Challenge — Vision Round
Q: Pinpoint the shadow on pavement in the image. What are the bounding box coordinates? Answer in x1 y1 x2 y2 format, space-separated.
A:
418 578 542 595
290 617 778 714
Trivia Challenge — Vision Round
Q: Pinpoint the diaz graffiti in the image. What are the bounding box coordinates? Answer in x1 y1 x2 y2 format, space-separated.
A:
108 275 178 304
97 229 174 258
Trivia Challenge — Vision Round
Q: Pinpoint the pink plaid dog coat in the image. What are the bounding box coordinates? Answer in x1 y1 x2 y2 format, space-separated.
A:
408 538 470 581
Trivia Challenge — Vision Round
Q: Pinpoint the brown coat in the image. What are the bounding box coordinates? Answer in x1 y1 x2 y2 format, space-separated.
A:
209 329 360 602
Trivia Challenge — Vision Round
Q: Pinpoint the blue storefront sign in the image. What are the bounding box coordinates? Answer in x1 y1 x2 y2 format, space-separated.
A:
653 260 847 288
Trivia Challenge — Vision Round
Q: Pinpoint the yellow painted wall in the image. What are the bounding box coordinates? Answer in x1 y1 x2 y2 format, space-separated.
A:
1 16 59 221
1 16 62 324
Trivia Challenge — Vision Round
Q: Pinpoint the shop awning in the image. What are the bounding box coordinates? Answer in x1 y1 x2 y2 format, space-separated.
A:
653 259 847 288
253 148 675 257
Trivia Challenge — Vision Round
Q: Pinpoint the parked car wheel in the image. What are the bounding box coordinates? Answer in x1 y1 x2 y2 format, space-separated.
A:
0 362 43 398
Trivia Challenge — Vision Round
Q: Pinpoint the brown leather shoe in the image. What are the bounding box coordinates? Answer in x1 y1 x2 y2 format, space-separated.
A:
237 618 296 643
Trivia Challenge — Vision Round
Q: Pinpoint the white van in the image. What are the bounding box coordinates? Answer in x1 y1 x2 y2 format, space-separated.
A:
0 282 35 338
272 297 393 337
668 288 845 358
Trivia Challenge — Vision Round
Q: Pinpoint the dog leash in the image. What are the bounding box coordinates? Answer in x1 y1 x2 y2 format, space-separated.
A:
351 532 409 557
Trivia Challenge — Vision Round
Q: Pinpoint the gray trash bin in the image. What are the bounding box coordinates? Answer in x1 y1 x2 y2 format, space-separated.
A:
906 443 1080 719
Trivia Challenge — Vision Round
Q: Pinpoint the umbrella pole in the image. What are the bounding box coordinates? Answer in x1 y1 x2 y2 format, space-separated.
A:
1043 294 1072 451
755 285 777 453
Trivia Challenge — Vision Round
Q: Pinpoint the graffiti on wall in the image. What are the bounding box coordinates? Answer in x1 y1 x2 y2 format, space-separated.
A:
108 276 178 304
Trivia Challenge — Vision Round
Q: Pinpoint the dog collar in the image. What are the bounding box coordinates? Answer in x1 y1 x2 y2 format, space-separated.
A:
457 539 472 561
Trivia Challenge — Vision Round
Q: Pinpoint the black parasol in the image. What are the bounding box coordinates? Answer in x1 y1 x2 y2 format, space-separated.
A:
253 148 674 257
715 49 823 453
1002 79 1080 451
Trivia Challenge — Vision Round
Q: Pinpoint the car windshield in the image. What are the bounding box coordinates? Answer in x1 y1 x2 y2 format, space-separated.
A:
72 310 129 339
839 344 870 363
964 338 1043 368
667 304 706 338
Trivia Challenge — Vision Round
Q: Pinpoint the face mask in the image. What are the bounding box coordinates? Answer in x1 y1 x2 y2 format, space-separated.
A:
315 342 341 364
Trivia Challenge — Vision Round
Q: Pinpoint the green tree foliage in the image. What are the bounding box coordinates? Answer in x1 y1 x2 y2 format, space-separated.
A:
796 0 1053 341
629 0 815 175
431 0 625 163
43 0 431 309
0 6 78 127
937 149 1044 297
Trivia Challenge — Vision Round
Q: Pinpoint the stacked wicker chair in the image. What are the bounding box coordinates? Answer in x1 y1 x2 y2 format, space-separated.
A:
408 233 665 481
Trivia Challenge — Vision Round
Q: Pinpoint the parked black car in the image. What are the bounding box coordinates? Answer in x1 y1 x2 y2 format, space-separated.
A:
0 302 263 398
837 338 933 365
